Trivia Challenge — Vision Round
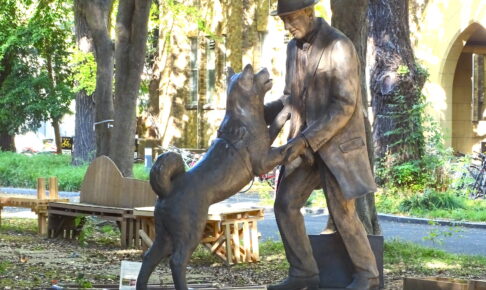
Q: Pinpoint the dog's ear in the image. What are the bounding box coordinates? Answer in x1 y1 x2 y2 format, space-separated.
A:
241 64 253 87
226 67 235 85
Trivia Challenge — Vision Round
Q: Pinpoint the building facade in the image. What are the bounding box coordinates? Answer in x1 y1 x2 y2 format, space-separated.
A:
153 0 486 154
414 0 486 153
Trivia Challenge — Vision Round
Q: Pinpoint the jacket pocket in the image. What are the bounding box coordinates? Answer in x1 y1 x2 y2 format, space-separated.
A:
339 137 365 153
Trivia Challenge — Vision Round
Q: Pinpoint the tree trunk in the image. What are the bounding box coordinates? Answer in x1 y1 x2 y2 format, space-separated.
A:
45 52 64 155
81 0 115 157
73 91 96 165
369 0 427 170
73 0 97 165
110 0 152 177
52 119 62 154
0 130 15 152
330 0 381 235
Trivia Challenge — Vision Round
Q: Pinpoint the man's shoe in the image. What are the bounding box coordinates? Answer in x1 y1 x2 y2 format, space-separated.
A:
267 275 320 290
345 272 379 289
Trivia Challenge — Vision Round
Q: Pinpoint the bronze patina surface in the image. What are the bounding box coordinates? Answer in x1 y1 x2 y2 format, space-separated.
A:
264 1 380 289
136 65 287 290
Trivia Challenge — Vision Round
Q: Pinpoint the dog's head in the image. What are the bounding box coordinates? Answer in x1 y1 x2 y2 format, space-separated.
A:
225 64 272 112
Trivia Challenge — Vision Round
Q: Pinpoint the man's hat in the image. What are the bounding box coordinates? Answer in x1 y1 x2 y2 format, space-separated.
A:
270 0 320 16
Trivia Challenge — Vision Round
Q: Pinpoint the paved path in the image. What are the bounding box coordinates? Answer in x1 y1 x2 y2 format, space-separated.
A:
2 189 485 256
259 212 486 256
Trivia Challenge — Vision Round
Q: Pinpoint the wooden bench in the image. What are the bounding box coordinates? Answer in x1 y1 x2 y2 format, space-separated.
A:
133 206 265 264
0 177 68 234
47 202 137 247
47 156 156 248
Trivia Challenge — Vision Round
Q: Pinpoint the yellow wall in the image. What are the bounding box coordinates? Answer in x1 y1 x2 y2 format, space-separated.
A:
414 0 486 152
451 52 475 152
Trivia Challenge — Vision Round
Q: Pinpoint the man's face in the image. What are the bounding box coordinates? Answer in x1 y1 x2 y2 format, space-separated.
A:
280 9 313 40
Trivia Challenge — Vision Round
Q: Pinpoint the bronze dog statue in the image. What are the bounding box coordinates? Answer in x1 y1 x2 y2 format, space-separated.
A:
136 64 286 290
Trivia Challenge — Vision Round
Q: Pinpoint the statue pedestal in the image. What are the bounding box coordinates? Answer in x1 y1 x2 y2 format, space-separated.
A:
309 234 384 289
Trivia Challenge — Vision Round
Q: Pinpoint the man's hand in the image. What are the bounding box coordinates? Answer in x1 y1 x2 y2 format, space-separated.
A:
282 136 313 165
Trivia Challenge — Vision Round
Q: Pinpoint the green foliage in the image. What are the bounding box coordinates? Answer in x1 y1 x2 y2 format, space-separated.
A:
0 152 150 191
75 273 93 288
305 190 327 208
0 152 87 191
70 50 97 95
377 88 456 194
423 221 463 246
398 189 465 212
385 239 486 277
0 261 11 275
260 240 285 256
0 0 74 137
0 217 37 233
0 57 52 134
397 65 410 75
75 216 120 247
74 216 90 246
314 4 329 19
376 191 486 221
133 164 150 180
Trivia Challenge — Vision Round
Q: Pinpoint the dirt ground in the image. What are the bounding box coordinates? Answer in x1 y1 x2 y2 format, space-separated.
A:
0 217 407 289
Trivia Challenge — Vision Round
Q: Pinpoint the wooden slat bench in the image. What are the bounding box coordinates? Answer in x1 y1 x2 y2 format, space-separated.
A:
133 206 265 264
46 156 156 248
0 177 68 234
47 202 136 248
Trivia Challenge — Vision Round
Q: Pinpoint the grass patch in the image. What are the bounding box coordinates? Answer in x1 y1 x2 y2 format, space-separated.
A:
0 261 12 274
376 191 486 222
385 239 486 278
0 217 37 233
0 152 149 191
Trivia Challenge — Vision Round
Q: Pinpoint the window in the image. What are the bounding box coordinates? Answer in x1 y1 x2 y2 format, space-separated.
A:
189 37 199 106
206 38 216 104
472 53 485 122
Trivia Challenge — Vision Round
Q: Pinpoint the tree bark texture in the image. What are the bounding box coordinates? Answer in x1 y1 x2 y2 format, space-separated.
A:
330 0 380 235
81 0 115 157
73 0 96 165
52 119 62 154
369 0 427 167
110 0 152 177
45 53 63 155
0 130 15 152
0 49 15 152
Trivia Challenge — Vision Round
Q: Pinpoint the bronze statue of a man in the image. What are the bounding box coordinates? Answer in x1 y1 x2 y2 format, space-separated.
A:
265 0 380 289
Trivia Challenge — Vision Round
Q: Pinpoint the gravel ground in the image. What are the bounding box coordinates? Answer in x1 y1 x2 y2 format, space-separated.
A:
0 217 409 289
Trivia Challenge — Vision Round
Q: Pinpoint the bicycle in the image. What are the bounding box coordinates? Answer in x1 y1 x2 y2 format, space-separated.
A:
457 151 486 199
158 145 203 170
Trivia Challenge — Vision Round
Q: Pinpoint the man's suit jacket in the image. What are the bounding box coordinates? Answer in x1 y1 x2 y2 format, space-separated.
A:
265 18 377 199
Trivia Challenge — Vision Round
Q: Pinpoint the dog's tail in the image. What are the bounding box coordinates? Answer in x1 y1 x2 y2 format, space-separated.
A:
150 152 186 199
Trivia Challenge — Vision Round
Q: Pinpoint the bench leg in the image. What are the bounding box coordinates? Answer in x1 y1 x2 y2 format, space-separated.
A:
224 224 232 265
120 220 127 248
38 213 48 235
251 221 260 261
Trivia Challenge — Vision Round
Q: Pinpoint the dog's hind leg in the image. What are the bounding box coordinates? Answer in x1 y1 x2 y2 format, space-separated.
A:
169 231 203 290
136 233 172 290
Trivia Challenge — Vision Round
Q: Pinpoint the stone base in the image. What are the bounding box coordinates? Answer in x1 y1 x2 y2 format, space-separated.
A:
309 234 384 289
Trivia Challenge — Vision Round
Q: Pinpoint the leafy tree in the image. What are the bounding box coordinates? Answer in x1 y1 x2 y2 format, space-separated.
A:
330 0 381 235
29 0 75 153
76 0 153 176
0 0 75 152
109 0 153 177
72 0 98 165
368 0 428 180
